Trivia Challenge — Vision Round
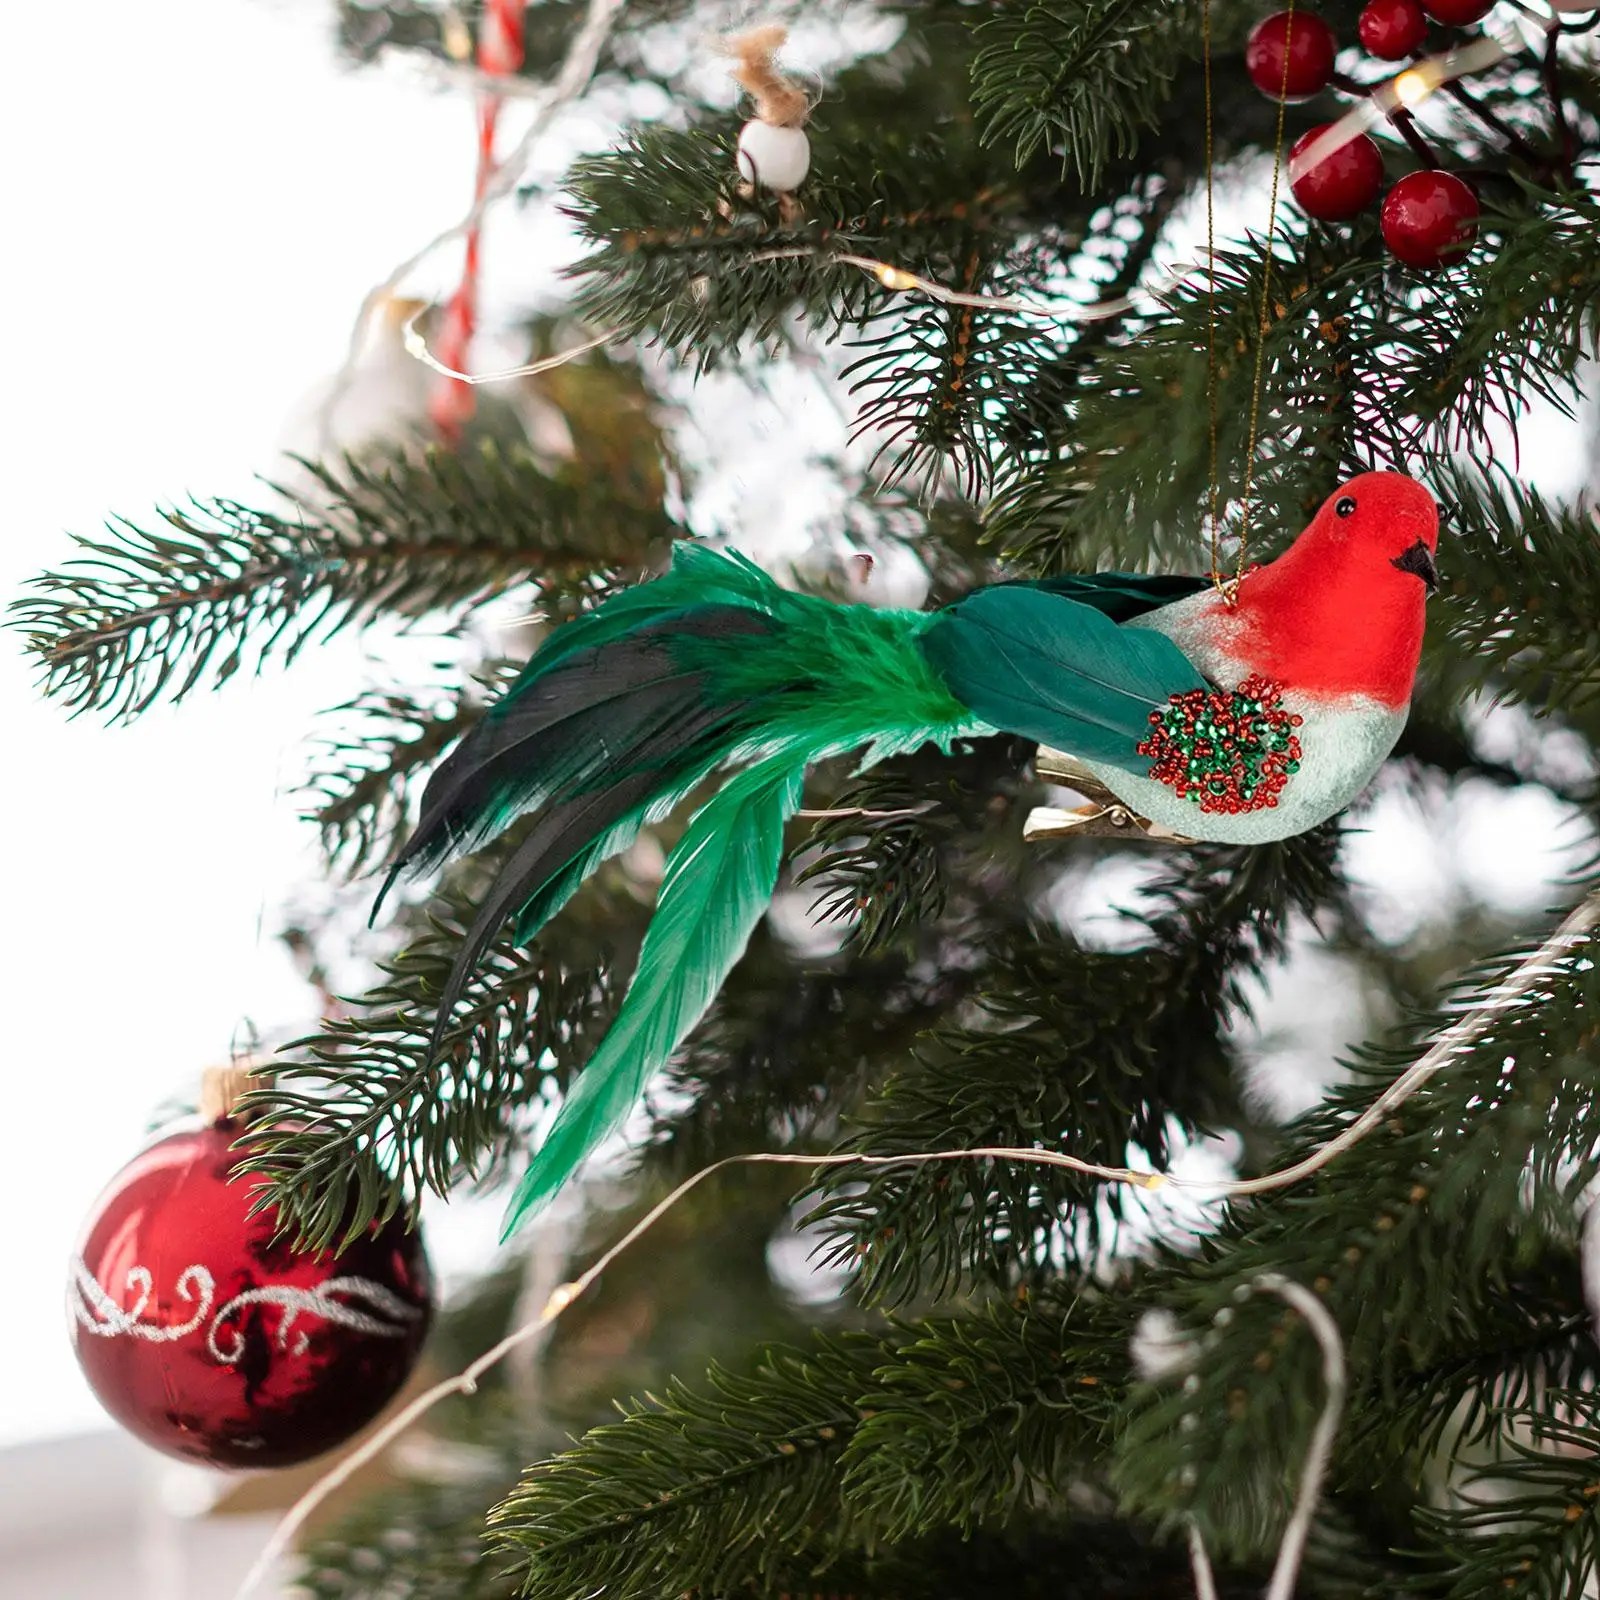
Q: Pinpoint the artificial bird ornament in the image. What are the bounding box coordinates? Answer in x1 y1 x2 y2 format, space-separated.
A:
383 470 1440 1234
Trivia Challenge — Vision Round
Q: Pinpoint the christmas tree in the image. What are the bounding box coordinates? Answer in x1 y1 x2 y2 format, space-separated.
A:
18 0 1600 1593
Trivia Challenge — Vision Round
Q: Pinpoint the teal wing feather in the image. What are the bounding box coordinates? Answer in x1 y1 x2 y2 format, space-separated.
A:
919 586 1207 773
500 756 805 1237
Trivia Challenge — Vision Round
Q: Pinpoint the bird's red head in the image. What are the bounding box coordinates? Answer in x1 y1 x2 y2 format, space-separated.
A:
1298 470 1440 588
1230 471 1441 707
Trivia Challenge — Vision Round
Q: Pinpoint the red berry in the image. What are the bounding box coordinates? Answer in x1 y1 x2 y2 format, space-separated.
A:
1381 170 1479 267
1289 126 1384 220
1358 0 1428 57
1245 11 1338 100
1419 0 1492 22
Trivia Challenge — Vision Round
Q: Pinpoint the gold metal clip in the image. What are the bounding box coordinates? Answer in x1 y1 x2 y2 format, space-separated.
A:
1024 747 1195 845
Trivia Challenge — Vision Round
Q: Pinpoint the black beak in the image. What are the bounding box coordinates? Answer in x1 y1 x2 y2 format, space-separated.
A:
1391 538 1439 596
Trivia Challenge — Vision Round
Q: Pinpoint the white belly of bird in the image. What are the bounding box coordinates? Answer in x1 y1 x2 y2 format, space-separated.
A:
1076 695 1404 843
1071 594 1409 845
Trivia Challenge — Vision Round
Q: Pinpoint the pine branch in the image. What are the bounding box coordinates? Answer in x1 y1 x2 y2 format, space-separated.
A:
812 829 1343 1305
1431 466 1600 713
11 446 672 721
971 0 1196 186
564 125 1036 355
990 186 1600 579
566 124 1193 497
646 938 956 1174
554 5 1304 507
989 228 1374 576
1114 894 1600 1557
840 247 1069 497
491 1297 1125 1598
302 663 515 876
564 113 1155 496
490 1334 882 1598
983 178 1184 466
797 740 1030 956
1415 1395 1600 1599
236 880 620 1251
837 1294 1125 1540
1353 1252 1598 1468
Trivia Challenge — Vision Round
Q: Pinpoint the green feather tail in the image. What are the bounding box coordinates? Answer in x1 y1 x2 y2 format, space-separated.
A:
390 541 1213 1223
492 543 785 685
500 758 806 1237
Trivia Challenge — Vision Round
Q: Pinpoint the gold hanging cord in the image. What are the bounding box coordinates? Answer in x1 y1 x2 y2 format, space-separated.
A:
1205 0 1296 606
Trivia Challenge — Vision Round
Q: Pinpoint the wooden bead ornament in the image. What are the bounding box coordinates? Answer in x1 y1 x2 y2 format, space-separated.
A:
737 119 812 192
723 25 813 207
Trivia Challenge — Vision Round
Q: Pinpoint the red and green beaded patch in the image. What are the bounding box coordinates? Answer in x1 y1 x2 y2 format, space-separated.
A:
1136 675 1304 815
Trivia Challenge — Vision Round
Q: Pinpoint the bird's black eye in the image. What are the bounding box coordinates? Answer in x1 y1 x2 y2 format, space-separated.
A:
1335 496 1357 518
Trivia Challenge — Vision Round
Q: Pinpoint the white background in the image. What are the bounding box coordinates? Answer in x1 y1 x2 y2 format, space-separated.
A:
0 0 500 1445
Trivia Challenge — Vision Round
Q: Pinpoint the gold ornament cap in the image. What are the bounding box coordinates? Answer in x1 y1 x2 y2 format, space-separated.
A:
200 1062 262 1125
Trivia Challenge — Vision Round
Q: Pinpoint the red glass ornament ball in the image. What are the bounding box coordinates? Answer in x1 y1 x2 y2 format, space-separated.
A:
1289 126 1385 220
1245 11 1339 100
1358 0 1428 58
68 1119 433 1469
1419 0 1493 23
1381 170 1479 267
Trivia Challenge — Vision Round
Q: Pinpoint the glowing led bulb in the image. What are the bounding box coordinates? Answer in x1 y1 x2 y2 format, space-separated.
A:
1393 69 1433 107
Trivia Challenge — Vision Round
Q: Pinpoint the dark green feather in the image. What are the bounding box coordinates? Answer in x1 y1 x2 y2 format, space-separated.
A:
1016 571 1208 621
491 544 780 687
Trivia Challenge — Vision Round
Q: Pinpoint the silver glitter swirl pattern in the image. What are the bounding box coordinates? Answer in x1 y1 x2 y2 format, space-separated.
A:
70 1260 216 1342
70 1260 422 1365
204 1275 423 1363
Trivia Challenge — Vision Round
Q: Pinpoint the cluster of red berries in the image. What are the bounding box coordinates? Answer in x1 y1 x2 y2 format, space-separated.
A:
1138 676 1305 815
1245 8 1482 269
